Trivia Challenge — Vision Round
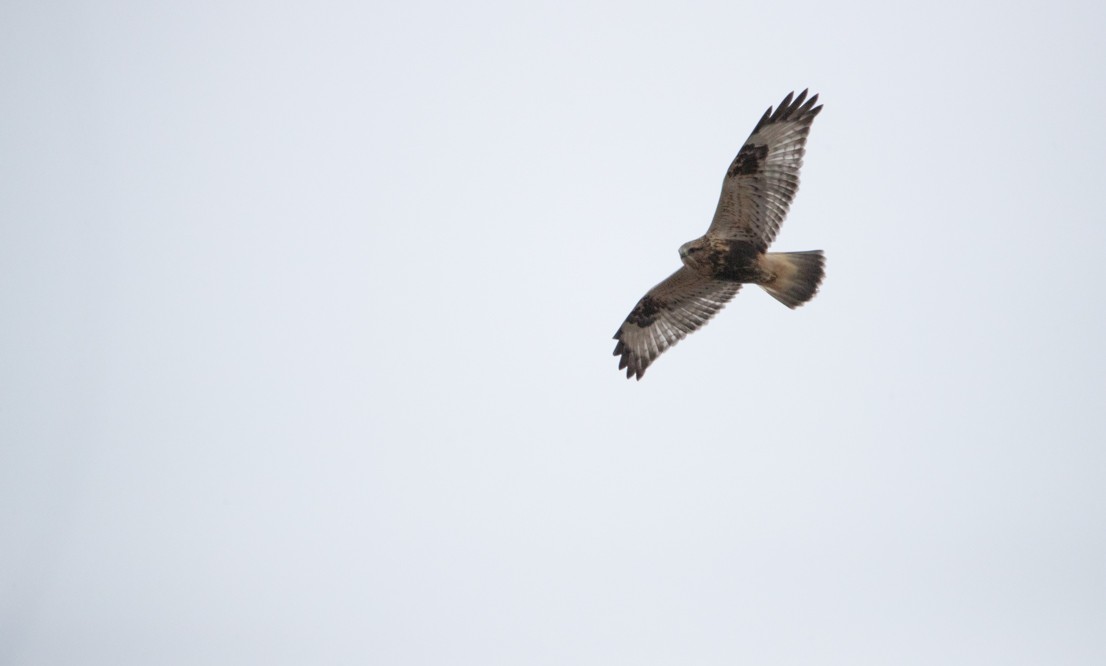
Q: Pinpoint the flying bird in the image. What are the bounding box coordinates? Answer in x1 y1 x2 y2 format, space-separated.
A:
613 90 826 380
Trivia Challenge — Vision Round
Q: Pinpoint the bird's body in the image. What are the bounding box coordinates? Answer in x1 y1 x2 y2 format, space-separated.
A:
613 90 826 380
678 237 762 282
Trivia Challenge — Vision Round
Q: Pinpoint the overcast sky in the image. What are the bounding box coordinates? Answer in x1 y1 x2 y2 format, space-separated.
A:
3 1 1105 664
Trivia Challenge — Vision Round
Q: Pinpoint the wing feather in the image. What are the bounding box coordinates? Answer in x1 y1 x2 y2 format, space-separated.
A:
612 267 742 380
707 89 822 249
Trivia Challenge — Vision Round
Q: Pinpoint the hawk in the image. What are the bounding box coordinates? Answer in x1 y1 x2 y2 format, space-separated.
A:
613 90 826 380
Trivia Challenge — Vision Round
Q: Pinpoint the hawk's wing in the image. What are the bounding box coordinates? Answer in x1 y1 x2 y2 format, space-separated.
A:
707 90 822 249
613 267 742 380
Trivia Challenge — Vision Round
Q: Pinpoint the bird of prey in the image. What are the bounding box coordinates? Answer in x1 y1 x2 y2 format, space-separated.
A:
612 90 825 380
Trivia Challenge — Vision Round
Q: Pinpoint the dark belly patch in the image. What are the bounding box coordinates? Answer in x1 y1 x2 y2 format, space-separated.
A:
710 242 763 282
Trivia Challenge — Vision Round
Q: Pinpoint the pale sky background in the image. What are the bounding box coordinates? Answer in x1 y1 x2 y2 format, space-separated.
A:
3 1 1105 664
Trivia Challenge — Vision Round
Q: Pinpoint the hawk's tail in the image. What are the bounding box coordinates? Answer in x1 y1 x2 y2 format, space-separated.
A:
758 251 825 308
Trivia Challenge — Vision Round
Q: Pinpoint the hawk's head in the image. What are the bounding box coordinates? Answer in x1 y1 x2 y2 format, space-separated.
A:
678 238 710 271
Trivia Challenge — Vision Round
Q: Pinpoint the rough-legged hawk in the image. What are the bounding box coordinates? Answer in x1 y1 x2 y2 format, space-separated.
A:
613 90 825 380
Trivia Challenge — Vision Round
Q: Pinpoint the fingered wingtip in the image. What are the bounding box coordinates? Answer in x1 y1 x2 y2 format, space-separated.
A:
752 89 822 133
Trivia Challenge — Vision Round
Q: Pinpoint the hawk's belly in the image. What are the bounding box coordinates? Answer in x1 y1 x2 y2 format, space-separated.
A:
707 242 765 283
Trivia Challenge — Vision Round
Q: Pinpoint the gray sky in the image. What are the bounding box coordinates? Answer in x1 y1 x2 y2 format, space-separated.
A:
3 1 1105 664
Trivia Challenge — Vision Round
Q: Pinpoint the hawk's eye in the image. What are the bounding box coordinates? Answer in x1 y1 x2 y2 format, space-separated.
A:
688 247 700 253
